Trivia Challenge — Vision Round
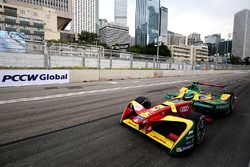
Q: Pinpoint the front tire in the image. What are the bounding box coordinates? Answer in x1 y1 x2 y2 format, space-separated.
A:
135 96 151 109
186 112 206 145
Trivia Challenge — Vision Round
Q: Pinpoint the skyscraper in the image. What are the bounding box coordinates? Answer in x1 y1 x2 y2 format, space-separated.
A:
72 0 99 34
114 0 127 26
135 0 160 45
205 34 221 44
232 9 250 59
205 34 222 57
187 33 201 45
160 6 168 45
167 31 186 45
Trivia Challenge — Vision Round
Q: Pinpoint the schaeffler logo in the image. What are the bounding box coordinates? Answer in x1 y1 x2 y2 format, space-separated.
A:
180 106 189 112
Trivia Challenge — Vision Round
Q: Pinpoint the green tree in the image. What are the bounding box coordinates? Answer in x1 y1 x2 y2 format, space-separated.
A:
159 44 171 57
244 57 250 65
99 42 110 49
127 43 171 57
230 55 241 64
127 45 143 54
143 43 156 55
77 31 111 49
78 31 100 45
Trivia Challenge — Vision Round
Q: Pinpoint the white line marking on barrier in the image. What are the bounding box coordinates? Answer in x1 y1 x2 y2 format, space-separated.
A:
233 71 249 74
109 81 118 84
0 80 190 105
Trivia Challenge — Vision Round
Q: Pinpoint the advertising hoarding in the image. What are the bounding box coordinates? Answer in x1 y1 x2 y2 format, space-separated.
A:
0 70 70 87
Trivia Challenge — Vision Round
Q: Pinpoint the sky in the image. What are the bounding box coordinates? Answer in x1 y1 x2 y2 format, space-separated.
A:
99 0 250 40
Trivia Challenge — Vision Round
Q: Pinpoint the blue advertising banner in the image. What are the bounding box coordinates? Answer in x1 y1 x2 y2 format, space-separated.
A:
0 31 26 52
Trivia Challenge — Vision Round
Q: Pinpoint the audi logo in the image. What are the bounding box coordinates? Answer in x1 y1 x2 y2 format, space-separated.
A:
180 106 189 112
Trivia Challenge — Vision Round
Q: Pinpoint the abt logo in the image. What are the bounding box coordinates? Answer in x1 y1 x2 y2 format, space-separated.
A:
180 106 189 113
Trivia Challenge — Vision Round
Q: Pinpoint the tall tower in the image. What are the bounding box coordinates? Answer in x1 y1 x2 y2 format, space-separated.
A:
187 33 201 45
232 9 250 59
135 0 160 45
160 6 168 45
72 0 99 34
114 0 127 26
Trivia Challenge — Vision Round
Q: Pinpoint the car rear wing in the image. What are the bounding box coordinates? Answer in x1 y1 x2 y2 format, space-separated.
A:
194 81 226 88
193 81 228 93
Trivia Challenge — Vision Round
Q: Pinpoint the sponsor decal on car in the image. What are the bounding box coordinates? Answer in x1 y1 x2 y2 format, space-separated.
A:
188 130 194 135
140 112 150 118
152 135 167 145
180 106 189 112
182 144 194 151
176 144 194 152
134 104 144 111
186 135 194 140
136 115 144 120
216 104 230 109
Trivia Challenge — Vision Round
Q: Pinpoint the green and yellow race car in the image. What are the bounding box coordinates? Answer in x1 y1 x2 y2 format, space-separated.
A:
165 82 235 117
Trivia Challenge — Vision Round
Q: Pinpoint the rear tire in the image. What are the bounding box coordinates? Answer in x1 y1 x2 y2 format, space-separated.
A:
135 96 151 109
186 112 206 145
227 92 235 114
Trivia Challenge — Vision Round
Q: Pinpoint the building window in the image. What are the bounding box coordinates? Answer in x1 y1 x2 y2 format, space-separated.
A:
33 12 38 17
20 10 25 14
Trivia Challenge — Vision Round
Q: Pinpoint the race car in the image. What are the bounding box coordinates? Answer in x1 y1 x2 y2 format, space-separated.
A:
165 81 235 116
120 96 206 156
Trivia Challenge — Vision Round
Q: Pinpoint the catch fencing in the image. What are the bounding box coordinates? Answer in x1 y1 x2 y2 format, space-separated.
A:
0 41 249 70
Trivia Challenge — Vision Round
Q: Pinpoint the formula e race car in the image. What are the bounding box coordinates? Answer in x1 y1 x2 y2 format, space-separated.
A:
165 82 235 116
120 96 206 156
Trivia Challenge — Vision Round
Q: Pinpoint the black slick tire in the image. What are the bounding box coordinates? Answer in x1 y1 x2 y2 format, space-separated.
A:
135 96 151 109
186 112 206 145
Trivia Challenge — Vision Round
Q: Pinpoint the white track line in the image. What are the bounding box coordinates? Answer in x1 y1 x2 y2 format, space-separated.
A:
0 80 189 105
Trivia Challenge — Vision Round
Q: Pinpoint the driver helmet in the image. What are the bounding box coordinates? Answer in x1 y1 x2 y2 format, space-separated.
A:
183 90 194 100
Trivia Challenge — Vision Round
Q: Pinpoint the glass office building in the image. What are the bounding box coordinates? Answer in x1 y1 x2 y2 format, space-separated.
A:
114 0 127 26
160 6 168 45
205 34 221 44
135 0 160 45
232 9 250 59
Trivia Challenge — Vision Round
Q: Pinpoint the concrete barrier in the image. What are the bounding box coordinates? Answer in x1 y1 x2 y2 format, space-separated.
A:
1 69 247 87
130 70 154 79
162 70 189 77
100 70 131 80
154 71 164 78
69 70 244 83
98 70 154 80
70 70 99 82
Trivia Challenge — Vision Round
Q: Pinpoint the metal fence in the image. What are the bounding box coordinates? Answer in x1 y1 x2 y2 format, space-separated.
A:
0 41 250 70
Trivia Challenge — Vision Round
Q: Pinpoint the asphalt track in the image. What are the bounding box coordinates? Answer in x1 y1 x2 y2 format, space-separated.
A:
0 72 250 167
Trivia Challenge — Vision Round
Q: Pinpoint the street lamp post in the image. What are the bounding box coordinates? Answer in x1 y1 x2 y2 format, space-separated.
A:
156 0 161 69
226 33 232 65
